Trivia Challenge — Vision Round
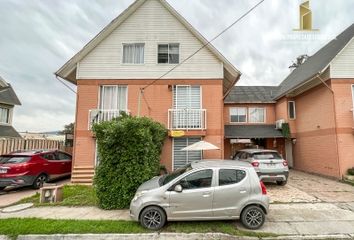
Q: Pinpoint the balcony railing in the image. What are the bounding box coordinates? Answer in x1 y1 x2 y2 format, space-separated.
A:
168 109 206 130
88 109 129 129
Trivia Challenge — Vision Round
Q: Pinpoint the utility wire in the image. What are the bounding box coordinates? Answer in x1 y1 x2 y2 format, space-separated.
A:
141 0 265 91
55 75 77 94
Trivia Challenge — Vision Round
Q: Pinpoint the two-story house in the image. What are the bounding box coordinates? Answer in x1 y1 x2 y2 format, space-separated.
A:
56 0 241 183
0 76 21 138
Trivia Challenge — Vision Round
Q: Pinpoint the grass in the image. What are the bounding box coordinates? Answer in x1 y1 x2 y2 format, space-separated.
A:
0 218 276 239
18 185 97 206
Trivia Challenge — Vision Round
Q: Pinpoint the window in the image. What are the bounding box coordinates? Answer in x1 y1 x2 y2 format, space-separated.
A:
249 108 265 123
288 101 296 120
179 169 213 189
219 169 246 186
252 152 282 160
42 153 56 161
158 43 179 64
122 43 144 64
351 85 354 109
173 137 201 170
0 156 30 164
230 107 247 123
56 152 71 161
0 107 9 124
100 86 127 110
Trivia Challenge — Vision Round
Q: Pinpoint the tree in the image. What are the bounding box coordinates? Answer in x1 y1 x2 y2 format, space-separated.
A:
60 123 74 135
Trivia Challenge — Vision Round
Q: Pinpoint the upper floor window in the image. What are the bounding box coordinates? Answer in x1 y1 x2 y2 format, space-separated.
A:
230 107 247 123
288 101 296 120
122 43 144 64
249 107 265 123
0 107 10 124
158 43 179 64
100 85 127 110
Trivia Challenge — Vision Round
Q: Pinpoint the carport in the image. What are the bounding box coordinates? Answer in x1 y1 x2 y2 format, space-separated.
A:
224 124 287 161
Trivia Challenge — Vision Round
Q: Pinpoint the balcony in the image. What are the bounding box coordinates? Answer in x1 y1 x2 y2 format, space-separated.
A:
88 109 129 129
168 109 207 130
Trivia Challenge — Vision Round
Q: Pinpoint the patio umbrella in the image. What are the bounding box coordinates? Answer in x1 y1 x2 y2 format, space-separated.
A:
181 141 219 151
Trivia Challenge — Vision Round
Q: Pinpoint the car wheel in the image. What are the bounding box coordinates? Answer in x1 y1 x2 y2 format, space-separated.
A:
139 206 166 230
241 205 265 230
32 174 47 189
276 180 287 186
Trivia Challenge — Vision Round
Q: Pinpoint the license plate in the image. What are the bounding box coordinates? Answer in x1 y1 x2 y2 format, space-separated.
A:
0 168 7 173
266 163 276 168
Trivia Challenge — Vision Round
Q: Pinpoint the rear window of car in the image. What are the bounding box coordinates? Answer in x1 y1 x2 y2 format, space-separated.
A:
219 169 246 186
252 152 282 160
0 156 31 164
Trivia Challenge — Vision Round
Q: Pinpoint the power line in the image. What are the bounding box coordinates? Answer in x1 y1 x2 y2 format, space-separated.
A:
55 75 77 94
141 0 265 91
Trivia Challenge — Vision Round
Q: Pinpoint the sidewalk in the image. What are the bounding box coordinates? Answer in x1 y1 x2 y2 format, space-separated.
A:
1 203 354 236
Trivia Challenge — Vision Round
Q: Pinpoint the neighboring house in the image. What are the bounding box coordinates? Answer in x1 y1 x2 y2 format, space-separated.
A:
223 86 290 165
224 23 354 179
272 23 354 179
0 76 21 138
56 0 241 184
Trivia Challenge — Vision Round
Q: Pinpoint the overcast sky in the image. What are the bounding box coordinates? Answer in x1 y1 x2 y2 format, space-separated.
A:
0 0 353 132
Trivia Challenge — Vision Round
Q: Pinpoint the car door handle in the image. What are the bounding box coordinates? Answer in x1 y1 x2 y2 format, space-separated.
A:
240 189 247 194
202 192 211 197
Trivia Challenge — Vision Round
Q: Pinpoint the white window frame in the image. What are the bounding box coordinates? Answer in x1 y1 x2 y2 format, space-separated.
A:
288 101 296 120
351 84 354 110
98 85 128 110
157 43 180 64
248 107 266 123
122 43 145 64
0 107 11 125
229 107 247 123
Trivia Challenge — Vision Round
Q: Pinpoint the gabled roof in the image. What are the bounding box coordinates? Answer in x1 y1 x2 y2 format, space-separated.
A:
0 76 21 106
224 86 279 103
275 23 354 99
55 0 241 95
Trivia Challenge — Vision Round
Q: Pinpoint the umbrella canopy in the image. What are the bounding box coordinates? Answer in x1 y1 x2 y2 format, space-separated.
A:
181 141 219 151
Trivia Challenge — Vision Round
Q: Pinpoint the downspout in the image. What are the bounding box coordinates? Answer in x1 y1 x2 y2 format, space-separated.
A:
317 73 342 179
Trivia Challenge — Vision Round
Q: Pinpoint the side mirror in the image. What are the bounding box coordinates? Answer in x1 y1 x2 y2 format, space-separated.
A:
174 184 183 193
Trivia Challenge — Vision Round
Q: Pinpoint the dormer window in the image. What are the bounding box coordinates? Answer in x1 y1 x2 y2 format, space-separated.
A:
0 107 10 124
122 43 144 64
158 43 179 64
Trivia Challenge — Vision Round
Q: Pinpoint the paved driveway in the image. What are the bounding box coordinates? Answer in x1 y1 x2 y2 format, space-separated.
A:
241 170 354 235
266 170 354 203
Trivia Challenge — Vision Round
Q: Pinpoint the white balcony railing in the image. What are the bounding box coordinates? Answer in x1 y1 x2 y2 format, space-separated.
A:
88 109 129 129
168 109 206 130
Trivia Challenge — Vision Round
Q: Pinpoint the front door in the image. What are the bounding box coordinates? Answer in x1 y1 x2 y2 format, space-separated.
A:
285 140 294 168
213 168 249 218
168 169 214 220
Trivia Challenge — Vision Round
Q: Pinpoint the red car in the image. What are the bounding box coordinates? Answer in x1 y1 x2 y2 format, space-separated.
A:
0 150 72 190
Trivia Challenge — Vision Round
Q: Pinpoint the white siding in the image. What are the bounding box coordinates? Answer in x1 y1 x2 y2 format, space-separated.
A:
77 0 223 80
331 37 354 78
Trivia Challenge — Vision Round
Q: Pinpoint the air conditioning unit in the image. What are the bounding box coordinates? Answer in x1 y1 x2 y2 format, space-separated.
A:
275 119 285 129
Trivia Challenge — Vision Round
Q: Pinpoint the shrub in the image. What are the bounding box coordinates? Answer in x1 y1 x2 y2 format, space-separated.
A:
92 114 167 209
348 168 354 176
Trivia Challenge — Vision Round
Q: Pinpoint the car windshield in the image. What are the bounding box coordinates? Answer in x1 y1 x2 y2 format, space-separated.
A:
0 156 31 164
253 152 282 160
159 164 193 186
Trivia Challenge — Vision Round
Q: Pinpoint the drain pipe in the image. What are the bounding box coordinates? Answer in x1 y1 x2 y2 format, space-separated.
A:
317 73 342 179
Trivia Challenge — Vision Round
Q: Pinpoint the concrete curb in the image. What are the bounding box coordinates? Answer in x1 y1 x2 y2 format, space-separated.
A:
4 233 352 240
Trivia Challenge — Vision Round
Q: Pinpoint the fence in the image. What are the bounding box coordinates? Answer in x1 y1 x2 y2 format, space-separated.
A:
0 138 65 155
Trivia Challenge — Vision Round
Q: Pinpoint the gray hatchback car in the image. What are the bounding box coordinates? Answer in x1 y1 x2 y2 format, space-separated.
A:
233 149 289 185
130 160 269 230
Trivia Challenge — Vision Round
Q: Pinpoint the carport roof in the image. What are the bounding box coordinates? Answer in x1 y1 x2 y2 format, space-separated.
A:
0 125 22 138
225 125 284 138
